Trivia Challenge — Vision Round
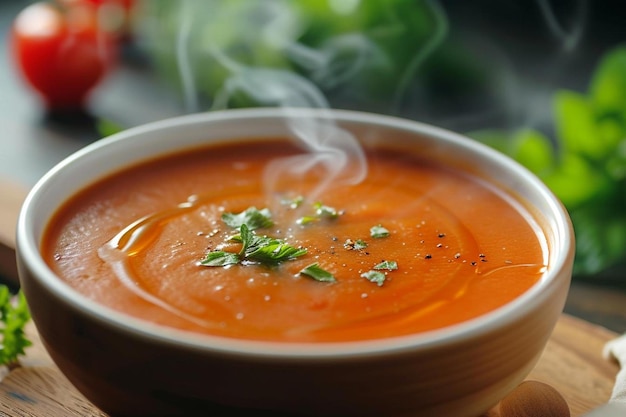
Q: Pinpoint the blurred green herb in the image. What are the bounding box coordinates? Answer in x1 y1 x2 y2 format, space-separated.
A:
470 46 626 277
280 195 304 209
136 0 480 111
96 118 124 138
0 286 31 367
313 202 340 219
370 224 390 238
297 201 342 226
374 260 398 271
344 238 368 250
361 270 386 286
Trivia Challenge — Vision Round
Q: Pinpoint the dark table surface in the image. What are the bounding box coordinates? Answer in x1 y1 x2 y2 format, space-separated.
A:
1 0 626 335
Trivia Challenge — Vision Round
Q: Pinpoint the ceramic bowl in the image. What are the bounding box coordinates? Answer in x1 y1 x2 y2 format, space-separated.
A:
16 108 574 417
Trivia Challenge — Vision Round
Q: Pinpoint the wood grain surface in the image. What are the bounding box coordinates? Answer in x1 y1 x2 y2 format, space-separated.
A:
0 178 27 288
0 314 619 417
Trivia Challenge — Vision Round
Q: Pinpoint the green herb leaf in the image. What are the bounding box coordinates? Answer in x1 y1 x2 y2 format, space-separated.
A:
203 224 306 267
361 270 386 286
542 153 611 209
469 128 555 176
510 129 556 176
590 47 626 115
314 202 340 219
296 216 318 226
344 239 368 250
374 260 398 271
246 241 308 264
354 239 368 250
554 90 605 159
222 207 273 230
238 224 307 264
0 287 32 366
281 195 304 209
370 224 390 238
237 223 256 255
296 201 342 226
200 251 240 266
299 263 337 282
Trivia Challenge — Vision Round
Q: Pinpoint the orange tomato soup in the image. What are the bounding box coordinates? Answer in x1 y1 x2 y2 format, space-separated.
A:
42 139 546 342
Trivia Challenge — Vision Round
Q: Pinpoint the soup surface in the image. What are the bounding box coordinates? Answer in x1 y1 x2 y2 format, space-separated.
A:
43 138 546 342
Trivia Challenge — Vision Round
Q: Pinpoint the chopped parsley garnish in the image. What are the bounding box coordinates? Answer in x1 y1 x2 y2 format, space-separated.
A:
238 224 307 264
370 224 390 238
361 270 386 286
344 239 368 250
202 224 307 267
281 195 304 209
296 216 318 226
200 251 240 267
314 202 340 219
297 202 341 226
221 207 273 230
200 202 397 290
354 239 368 250
299 263 337 283
374 260 398 271
0 286 32 366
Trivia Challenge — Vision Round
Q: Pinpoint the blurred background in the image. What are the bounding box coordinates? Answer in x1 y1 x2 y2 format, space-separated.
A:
2 0 626 327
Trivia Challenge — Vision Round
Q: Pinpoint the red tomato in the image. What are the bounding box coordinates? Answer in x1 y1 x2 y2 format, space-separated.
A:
11 2 117 111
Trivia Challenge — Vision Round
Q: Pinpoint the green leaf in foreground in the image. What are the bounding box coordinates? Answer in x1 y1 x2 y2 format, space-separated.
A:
361 270 386 286
299 263 336 283
221 207 273 230
0 287 31 366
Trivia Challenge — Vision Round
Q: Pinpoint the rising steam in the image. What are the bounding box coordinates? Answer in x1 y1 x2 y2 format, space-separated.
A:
536 0 587 52
172 0 371 197
206 51 367 196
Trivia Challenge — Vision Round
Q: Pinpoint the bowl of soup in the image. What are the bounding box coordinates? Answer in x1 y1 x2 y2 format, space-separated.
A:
16 108 574 416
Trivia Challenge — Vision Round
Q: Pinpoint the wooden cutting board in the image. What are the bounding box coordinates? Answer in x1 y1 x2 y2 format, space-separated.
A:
0 178 621 416
0 177 27 288
0 314 619 416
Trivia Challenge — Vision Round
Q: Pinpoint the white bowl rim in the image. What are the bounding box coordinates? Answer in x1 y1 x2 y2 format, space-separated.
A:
17 107 574 360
